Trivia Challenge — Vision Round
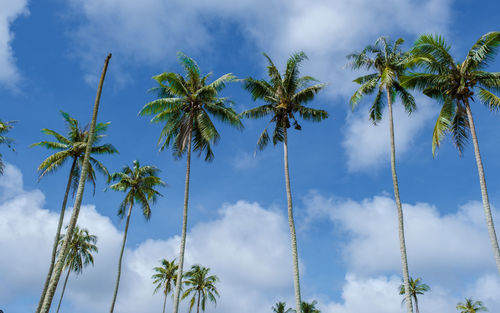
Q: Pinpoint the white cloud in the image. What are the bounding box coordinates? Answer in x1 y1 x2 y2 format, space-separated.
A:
0 0 28 89
342 98 437 172
65 0 452 90
0 164 294 313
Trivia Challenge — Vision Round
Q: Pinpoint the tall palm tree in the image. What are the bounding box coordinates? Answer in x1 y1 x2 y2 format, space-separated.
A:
456 298 488 313
181 265 219 313
33 111 117 313
40 53 112 313
402 32 500 274
399 277 430 313
273 302 293 313
55 226 98 313
152 259 179 313
108 160 165 313
347 36 416 313
241 51 327 313
139 52 242 313
0 120 15 175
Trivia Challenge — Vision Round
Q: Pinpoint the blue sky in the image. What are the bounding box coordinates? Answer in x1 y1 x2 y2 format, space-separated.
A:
1 0 500 313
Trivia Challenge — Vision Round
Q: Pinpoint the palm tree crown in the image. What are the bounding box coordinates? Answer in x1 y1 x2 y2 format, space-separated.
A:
139 52 243 161
32 111 118 190
152 258 179 313
273 302 293 313
0 120 15 175
59 225 98 274
456 298 488 313
181 265 219 313
108 160 165 220
347 36 416 123
399 277 430 313
242 51 328 150
402 32 500 154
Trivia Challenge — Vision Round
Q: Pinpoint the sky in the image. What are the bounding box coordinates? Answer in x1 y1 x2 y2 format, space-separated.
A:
0 0 500 313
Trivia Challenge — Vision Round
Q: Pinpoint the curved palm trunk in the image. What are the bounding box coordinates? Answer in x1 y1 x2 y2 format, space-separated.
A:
172 128 193 313
109 202 133 313
283 128 302 313
386 87 413 313
55 267 71 313
464 100 500 274
35 158 77 313
413 295 420 313
196 290 201 313
40 53 111 313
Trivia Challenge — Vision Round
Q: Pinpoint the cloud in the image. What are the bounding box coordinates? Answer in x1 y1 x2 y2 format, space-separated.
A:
303 191 500 313
0 164 294 313
65 0 452 90
342 98 437 172
0 0 28 89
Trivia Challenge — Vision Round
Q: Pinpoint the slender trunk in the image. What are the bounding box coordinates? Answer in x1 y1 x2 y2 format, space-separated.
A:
414 296 419 313
39 53 111 313
172 126 193 313
196 290 201 313
35 158 77 313
110 203 133 313
464 100 500 274
162 291 167 313
55 267 71 313
283 127 302 313
386 86 413 313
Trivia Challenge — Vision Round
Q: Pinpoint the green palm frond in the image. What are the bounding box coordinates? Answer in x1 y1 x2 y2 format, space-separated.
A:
432 98 454 156
465 31 500 71
479 88 500 111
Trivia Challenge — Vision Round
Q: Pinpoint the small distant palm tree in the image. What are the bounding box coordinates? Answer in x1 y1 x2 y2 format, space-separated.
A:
299 301 320 313
33 111 117 313
55 226 98 313
181 265 219 313
152 259 179 313
399 277 430 313
108 160 165 313
347 36 416 313
402 32 500 275
456 298 488 313
0 120 15 175
242 51 327 313
273 302 293 313
139 52 242 313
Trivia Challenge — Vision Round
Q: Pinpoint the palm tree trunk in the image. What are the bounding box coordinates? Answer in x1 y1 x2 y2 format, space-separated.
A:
386 86 413 313
162 292 167 313
110 202 133 313
196 290 201 313
55 267 71 313
39 53 111 313
414 295 419 313
283 127 302 313
464 100 500 274
35 158 77 313
172 126 193 313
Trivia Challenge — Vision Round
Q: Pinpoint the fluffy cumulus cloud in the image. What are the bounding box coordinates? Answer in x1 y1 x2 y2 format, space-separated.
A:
303 191 500 313
66 0 451 90
0 164 294 313
342 98 437 172
0 0 28 89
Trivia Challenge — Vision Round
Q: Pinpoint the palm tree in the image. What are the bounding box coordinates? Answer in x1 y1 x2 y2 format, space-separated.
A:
40 53 112 313
299 301 320 313
241 51 327 313
152 259 179 313
0 120 15 175
55 226 98 313
347 36 416 313
456 298 488 313
181 265 219 313
108 160 165 313
139 52 242 313
33 111 117 313
399 277 430 313
402 32 500 274
273 302 293 313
